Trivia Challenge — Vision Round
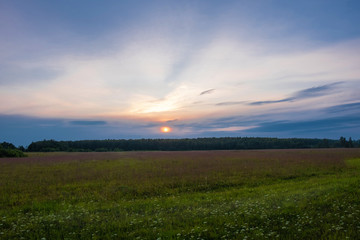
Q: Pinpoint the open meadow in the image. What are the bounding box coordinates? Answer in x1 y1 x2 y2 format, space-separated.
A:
1 149 360 239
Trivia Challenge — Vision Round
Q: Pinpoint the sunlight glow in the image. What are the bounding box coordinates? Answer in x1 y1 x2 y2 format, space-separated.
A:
161 126 171 133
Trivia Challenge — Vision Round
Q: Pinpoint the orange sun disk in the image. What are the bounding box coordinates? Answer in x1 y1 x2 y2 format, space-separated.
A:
161 126 171 133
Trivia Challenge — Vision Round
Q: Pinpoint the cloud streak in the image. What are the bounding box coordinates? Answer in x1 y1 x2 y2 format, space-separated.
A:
216 101 245 106
69 120 107 126
200 89 215 95
293 82 343 99
248 98 293 106
248 82 343 106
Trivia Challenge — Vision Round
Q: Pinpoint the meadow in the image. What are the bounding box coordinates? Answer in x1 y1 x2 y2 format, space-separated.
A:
1 149 360 239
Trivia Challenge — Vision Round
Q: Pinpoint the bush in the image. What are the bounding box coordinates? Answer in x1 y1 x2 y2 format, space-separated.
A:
0 145 26 158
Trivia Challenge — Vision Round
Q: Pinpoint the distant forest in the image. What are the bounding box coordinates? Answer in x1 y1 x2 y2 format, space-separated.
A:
21 137 359 152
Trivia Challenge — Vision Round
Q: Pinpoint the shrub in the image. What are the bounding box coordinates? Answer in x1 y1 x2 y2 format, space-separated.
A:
0 145 26 157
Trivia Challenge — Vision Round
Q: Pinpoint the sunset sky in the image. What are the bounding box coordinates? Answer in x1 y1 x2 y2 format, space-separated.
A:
1 0 360 146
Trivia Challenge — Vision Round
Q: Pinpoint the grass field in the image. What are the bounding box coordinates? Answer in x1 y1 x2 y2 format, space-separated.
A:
1 149 360 239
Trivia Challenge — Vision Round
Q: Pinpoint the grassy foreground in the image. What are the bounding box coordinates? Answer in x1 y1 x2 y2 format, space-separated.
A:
1 149 360 239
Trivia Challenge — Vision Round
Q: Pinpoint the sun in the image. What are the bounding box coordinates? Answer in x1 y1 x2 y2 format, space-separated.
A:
160 126 171 133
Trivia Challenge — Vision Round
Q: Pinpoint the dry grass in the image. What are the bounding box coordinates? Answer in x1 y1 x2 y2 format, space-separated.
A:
1 149 359 198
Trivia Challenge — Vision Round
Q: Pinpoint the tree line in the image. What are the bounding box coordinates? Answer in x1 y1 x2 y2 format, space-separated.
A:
24 137 359 152
1 137 358 157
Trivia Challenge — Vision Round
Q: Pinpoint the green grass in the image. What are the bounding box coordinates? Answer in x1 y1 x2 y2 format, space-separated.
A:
1 150 360 239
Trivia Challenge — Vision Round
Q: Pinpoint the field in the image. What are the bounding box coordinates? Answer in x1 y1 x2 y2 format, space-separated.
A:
1 149 360 239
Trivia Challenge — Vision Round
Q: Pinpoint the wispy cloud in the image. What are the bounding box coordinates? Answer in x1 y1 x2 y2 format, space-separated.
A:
246 115 360 137
69 120 107 126
325 102 360 114
248 82 343 106
200 89 215 95
249 98 294 106
208 126 257 132
216 101 245 106
295 82 342 97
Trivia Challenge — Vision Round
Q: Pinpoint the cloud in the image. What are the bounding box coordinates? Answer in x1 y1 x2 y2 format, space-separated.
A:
1 36 359 121
191 102 360 139
166 119 178 123
216 101 245 106
200 89 215 95
249 98 294 106
245 115 360 136
69 120 107 126
2 93 360 147
325 102 360 114
0 114 155 146
248 82 343 106
0 64 62 85
208 126 257 132
293 82 343 99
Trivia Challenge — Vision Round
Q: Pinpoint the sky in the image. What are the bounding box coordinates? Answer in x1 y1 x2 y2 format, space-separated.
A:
1 0 360 146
